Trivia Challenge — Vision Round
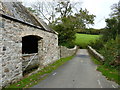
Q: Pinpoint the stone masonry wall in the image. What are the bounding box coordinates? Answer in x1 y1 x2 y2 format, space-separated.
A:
0 3 3 89
0 1 78 89
0 15 78 88
1 18 23 87
0 14 79 89
88 46 104 62
1 16 59 88
60 46 78 58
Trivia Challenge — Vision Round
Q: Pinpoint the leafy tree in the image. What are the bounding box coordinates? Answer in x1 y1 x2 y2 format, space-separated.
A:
102 1 120 42
90 1 120 69
53 8 95 48
26 1 95 48
28 0 81 25
102 17 118 41
53 16 76 48
74 8 95 29
111 1 120 19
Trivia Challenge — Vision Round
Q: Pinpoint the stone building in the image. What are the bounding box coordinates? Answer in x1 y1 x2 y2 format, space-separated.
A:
0 1 77 88
0 1 60 88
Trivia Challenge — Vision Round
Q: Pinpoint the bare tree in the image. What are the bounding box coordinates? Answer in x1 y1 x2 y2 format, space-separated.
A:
55 1 81 18
30 0 82 24
32 0 57 24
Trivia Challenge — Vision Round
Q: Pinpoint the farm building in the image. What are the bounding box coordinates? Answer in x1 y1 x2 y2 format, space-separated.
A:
0 1 77 88
0 1 59 88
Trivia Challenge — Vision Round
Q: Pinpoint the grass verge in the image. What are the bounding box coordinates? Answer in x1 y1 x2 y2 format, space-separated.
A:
90 55 120 85
4 56 74 89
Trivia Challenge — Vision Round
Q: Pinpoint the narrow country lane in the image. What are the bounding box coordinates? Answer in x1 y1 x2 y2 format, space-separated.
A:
32 49 118 88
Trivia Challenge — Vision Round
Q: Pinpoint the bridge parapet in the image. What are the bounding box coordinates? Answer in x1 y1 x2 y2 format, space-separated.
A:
88 46 104 62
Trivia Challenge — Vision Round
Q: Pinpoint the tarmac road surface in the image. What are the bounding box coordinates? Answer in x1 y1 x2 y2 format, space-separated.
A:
32 49 119 88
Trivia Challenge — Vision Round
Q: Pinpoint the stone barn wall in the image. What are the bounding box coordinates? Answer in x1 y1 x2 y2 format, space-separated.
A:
1 14 59 88
0 14 78 88
0 1 78 89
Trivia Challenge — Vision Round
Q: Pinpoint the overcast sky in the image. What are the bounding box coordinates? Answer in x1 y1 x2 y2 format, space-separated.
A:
15 0 119 29
81 0 119 29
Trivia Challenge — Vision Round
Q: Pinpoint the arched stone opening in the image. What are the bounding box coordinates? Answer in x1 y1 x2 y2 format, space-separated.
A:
22 35 42 54
22 35 43 75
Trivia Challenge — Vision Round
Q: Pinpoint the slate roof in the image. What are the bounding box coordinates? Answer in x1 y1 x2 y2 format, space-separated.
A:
2 1 55 33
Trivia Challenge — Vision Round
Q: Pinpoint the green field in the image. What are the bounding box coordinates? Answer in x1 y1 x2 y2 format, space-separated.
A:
75 34 100 48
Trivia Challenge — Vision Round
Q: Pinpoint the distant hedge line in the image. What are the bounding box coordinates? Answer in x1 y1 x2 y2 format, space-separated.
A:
77 29 105 35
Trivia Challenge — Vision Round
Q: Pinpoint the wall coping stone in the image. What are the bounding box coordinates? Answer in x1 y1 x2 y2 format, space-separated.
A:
88 46 104 61
60 45 77 50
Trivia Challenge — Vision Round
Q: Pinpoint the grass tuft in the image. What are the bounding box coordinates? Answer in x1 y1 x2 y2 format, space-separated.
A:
90 55 120 85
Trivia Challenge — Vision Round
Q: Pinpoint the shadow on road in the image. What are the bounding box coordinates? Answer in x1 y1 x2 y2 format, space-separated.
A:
76 55 89 58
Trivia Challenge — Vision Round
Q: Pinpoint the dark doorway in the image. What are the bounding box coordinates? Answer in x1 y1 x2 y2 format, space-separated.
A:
22 35 41 54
